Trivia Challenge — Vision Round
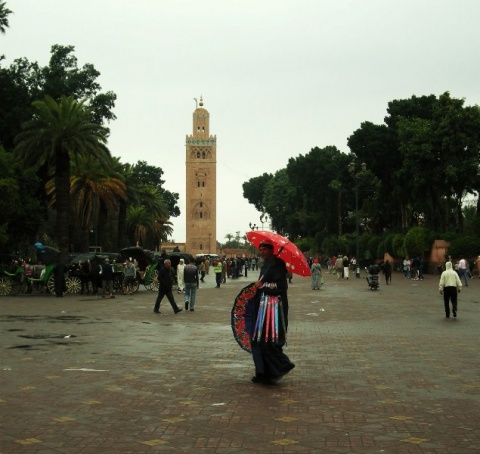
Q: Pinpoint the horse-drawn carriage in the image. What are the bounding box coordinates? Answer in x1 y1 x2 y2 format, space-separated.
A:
68 252 123 294
0 245 81 296
119 247 160 293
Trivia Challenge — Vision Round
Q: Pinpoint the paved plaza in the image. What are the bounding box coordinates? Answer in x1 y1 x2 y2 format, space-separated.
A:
0 268 479 453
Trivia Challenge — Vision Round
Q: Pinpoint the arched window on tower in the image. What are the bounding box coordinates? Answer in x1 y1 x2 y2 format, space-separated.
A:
202 151 206 159
199 244 203 250
200 212 203 219
200 202 203 207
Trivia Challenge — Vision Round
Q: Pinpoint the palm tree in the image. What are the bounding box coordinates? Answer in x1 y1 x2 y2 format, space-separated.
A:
14 95 110 262
46 155 126 251
0 1 12 34
126 206 153 247
111 160 144 249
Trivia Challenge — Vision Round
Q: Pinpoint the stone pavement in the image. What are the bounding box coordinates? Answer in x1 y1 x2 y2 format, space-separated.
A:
0 268 479 453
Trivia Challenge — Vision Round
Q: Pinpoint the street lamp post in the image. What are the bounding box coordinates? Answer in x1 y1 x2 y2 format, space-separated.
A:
348 162 366 276
260 213 268 230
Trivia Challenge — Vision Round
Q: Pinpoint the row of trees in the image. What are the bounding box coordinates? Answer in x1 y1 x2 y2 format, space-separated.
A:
243 93 480 261
0 3 179 263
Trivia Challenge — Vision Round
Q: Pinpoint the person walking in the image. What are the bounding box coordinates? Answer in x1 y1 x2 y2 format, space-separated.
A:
183 258 199 311
213 258 223 288
176 258 185 293
123 259 136 295
153 259 183 314
310 259 322 290
53 260 66 298
221 257 227 283
100 258 115 298
439 261 462 318
383 260 392 285
250 239 295 385
458 256 469 287
342 255 349 280
198 260 206 282
335 255 343 279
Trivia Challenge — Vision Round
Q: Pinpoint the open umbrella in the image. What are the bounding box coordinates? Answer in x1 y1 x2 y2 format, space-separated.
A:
246 230 311 277
231 282 257 353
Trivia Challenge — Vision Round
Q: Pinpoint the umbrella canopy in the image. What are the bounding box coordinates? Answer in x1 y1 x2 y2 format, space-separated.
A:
231 282 257 354
246 230 311 277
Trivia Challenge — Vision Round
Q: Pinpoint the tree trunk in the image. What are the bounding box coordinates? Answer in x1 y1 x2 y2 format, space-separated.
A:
117 199 127 250
55 149 71 264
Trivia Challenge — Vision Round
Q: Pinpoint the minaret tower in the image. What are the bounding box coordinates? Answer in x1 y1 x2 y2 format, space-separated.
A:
185 97 217 255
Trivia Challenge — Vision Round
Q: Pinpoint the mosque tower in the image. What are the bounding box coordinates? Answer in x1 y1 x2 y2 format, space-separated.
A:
185 97 217 255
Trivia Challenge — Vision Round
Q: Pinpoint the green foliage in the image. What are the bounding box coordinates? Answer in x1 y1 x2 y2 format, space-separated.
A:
367 236 382 259
294 237 314 254
0 1 12 34
404 227 430 257
242 173 272 213
384 234 395 256
392 234 405 257
377 240 385 259
447 236 480 259
322 236 348 257
0 45 116 150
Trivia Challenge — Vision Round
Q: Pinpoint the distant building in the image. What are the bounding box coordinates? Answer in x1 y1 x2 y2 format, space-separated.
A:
185 97 217 255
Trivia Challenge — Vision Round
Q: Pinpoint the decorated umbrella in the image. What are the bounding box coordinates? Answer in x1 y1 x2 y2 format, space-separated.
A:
231 282 257 353
246 230 311 277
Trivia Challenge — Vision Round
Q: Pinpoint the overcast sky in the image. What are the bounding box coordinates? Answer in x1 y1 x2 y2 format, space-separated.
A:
3 0 480 244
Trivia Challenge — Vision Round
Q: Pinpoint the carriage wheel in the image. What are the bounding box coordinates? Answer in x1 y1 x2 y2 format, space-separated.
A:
149 270 159 292
66 276 82 294
46 276 56 294
113 274 124 291
0 277 13 296
132 279 140 293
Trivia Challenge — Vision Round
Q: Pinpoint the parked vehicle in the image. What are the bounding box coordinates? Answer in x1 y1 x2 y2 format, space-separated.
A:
120 247 160 292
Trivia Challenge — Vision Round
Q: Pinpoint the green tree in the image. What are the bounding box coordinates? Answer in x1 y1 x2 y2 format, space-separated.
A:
46 155 126 251
404 227 430 258
131 160 180 218
0 1 12 34
14 95 110 263
1 45 116 150
242 173 272 213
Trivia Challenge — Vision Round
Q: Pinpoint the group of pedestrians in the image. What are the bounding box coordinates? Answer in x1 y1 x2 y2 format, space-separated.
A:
153 258 199 314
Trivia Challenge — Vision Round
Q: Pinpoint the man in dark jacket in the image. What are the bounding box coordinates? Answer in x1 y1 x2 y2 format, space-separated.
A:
251 239 295 384
100 258 115 298
153 259 183 314
183 258 199 311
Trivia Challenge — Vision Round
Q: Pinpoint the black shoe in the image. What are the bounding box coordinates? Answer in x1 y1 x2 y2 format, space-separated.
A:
185 301 189 310
190 308 194 311
174 308 183 314
251 374 270 384
271 363 296 382
446 314 450 318
153 310 160 314
453 310 457 317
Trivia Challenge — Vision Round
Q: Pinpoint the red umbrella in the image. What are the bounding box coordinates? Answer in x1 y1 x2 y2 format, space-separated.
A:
246 230 311 277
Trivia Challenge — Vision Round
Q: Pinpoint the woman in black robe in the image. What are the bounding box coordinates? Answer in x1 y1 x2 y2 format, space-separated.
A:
251 239 295 384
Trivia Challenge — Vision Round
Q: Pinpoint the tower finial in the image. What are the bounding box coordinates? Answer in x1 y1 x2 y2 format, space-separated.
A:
199 95 204 107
